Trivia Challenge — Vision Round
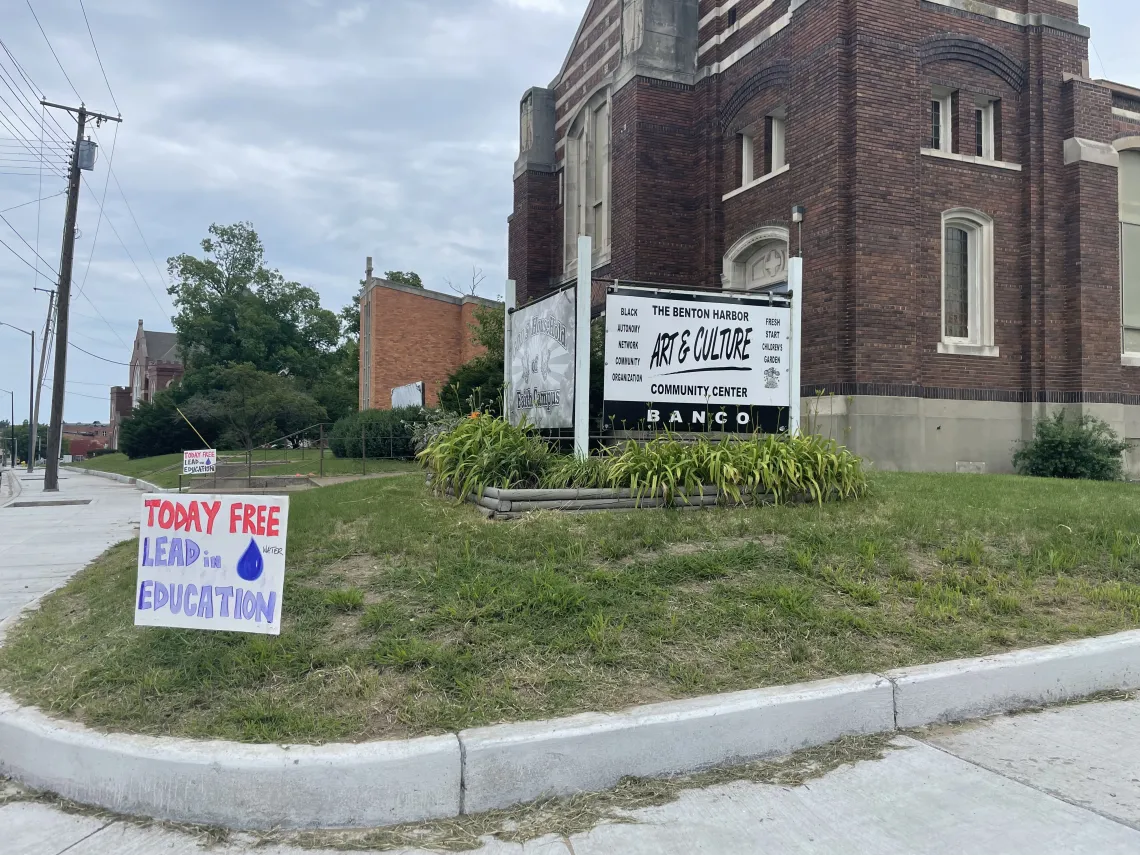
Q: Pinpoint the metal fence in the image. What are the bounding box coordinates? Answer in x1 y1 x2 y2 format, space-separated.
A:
176 422 420 492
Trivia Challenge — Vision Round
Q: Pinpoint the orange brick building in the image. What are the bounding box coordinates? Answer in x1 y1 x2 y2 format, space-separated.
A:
359 262 501 410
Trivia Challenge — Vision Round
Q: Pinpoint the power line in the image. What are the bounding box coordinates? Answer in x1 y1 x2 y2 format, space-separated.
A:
0 210 57 276
68 341 129 366
76 288 130 349
77 121 117 299
78 172 171 317
43 383 110 401
0 234 43 275
0 190 65 213
25 0 82 101
78 0 119 115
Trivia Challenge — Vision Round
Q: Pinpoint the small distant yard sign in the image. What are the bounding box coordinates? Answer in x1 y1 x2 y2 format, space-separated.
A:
182 449 217 475
135 494 290 635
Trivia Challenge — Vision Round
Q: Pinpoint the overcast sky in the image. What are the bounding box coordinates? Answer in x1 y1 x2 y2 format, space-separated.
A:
0 0 1136 424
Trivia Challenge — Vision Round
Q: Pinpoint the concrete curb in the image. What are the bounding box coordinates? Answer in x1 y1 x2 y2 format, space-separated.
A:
0 698 461 829
886 631 1140 728
1 468 22 506
1 620 1139 828
459 674 893 814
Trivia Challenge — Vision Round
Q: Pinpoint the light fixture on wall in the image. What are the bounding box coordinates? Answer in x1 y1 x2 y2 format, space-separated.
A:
792 205 806 256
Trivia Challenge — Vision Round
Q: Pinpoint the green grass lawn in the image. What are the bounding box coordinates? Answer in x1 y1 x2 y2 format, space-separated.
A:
3 472 1140 744
74 451 416 487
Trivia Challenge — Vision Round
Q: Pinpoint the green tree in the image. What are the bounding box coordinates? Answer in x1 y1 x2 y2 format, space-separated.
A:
384 270 422 288
119 391 208 459
167 223 340 381
183 363 326 451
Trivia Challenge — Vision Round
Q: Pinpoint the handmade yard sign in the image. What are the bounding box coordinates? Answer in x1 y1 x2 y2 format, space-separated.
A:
134 494 289 635
182 449 217 475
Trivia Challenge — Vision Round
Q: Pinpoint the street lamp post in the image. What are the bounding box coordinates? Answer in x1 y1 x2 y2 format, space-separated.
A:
0 387 14 467
0 322 36 472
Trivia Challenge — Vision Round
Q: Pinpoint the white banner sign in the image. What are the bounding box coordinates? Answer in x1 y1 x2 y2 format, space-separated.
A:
508 288 576 428
604 291 792 433
135 494 290 635
182 449 217 475
391 381 424 409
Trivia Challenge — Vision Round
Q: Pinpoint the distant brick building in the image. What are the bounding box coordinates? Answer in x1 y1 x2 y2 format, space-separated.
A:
109 321 185 450
63 422 112 458
359 261 501 410
508 0 1140 473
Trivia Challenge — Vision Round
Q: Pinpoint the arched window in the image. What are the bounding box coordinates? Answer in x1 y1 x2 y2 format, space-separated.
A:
563 90 611 273
938 209 996 356
722 226 790 292
1120 146 1140 354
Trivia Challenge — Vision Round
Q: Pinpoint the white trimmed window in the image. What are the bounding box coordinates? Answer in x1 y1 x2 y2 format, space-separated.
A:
765 110 786 173
563 91 611 272
974 97 1000 161
1121 149 1140 354
938 208 997 356
740 132 754 186
931 87 953 153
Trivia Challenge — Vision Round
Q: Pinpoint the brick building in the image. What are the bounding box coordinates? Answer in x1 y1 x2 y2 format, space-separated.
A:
508 0 1140 473
62 422 112 458
109 321 184 450
359 261 501 410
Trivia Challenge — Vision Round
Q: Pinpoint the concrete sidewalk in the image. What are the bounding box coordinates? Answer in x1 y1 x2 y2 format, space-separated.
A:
0 468 139 624
6 693 1140 854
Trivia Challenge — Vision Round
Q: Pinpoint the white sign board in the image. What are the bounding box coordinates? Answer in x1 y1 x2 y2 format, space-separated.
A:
391 381 424 409
508 288 576 428
604 290 792 433
182 449 217 475
135 494 290 635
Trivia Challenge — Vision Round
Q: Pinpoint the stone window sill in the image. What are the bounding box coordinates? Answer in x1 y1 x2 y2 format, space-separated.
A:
722 163 790 201
563 250 612 282
1122 354 1140 367
937 342 999 358
920 148 1022 172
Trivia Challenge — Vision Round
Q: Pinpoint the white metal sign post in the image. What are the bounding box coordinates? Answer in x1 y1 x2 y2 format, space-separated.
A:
574 236 592 458
787 256 802 434
504 279 516 418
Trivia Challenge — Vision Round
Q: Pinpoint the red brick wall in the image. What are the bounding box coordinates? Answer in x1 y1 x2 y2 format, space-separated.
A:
361 284 499 410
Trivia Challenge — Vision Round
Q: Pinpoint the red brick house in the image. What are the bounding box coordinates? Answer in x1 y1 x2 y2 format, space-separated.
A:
508 0 1140 473
359 263 501 411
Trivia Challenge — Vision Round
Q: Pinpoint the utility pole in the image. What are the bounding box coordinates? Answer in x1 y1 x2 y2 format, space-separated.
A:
30 287 55 472
40 102 122 492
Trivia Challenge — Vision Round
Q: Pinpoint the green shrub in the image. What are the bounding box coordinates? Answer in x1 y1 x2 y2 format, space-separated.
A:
1012 412 1129 481
418 413 550 497
419 415 868 504
328 407 429 459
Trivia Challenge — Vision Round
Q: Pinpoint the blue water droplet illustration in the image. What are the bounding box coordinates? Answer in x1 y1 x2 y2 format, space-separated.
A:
236 538 264 582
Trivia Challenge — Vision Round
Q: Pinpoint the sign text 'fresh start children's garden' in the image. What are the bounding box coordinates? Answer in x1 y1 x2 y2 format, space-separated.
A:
134 494 289 636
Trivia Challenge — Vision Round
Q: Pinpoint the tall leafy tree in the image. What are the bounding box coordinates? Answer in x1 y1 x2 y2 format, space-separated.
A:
167 223 340 381
384 270 422 288
183 364 326 451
